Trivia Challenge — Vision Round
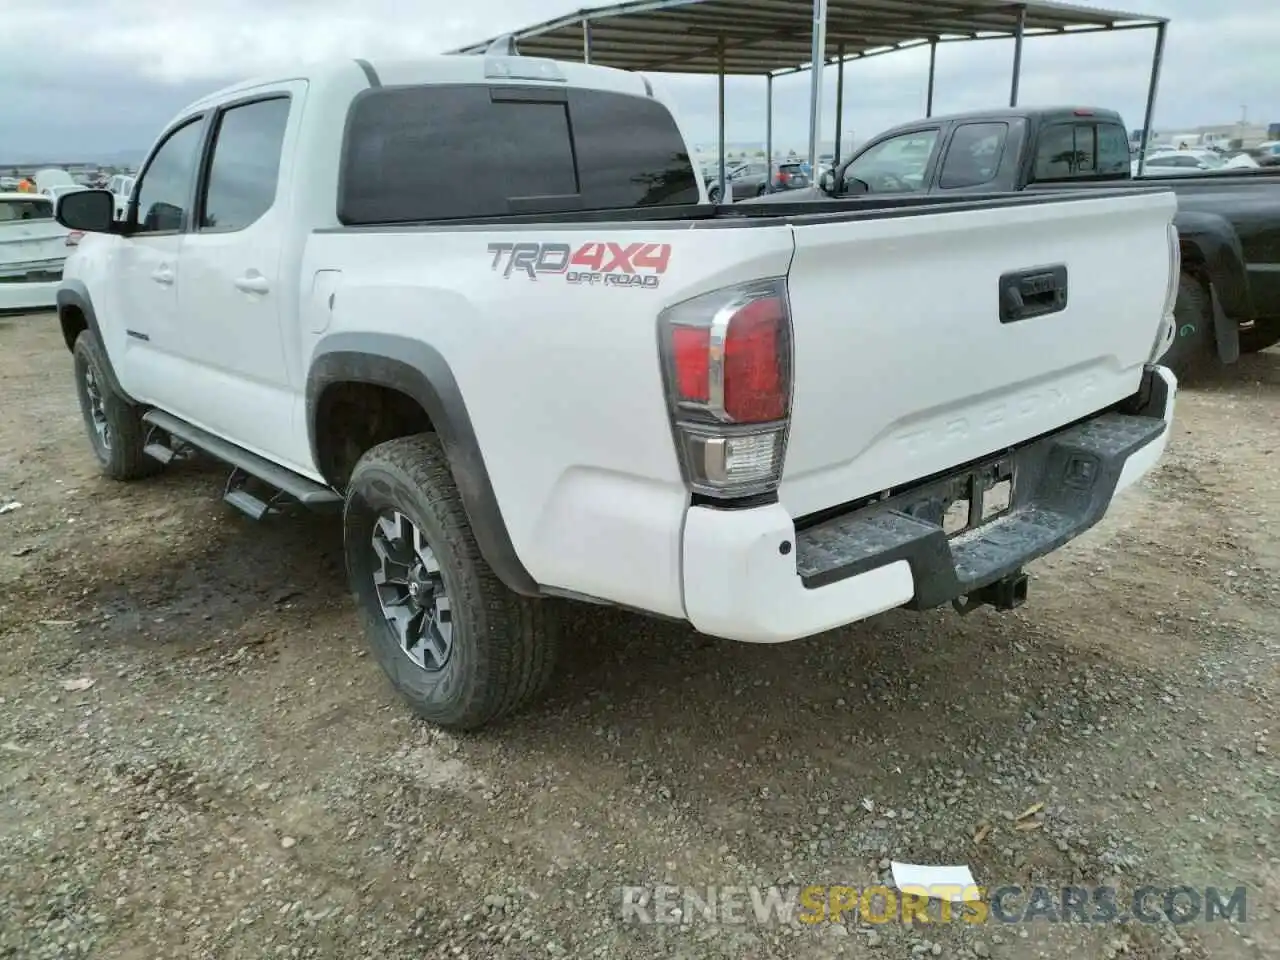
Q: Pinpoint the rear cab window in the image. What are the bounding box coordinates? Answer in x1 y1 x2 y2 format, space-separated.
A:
1031 118 1131 182
0 198 54 222
339 84 701 224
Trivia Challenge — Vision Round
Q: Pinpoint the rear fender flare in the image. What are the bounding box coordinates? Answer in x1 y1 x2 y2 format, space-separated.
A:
306 333 539 597
1174 211 1249 363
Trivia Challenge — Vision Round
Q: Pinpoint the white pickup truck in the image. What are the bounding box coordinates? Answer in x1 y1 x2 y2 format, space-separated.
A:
53 47 1180 730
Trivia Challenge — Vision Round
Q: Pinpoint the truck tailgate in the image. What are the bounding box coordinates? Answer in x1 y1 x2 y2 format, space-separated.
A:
780 191 1177 518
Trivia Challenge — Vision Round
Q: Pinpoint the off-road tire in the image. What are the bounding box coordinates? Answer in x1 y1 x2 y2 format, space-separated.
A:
1159 272 1215 380
343 433 559 731
72 331 159 481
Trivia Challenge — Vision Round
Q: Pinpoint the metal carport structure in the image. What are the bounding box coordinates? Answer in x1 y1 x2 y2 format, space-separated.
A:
451 0 1169 193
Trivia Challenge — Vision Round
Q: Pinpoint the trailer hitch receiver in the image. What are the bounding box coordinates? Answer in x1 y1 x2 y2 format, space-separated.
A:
952 570 1029 615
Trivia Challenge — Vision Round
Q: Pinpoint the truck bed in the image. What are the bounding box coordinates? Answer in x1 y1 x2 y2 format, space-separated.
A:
321 185 1159 232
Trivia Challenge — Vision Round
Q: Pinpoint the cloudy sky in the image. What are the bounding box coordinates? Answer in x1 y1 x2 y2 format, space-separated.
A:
3 0 1275 162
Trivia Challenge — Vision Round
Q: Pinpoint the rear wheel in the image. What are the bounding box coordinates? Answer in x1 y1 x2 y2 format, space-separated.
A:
343 433 558 731
72 332 158 481
1158 272 1215 379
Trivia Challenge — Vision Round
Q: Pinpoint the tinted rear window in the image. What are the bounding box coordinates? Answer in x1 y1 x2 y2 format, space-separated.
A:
1032 120 1131 181
0 198 53 221
339 84 700 224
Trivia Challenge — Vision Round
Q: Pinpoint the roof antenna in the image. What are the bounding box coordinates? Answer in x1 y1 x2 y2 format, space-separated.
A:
485 34 521 56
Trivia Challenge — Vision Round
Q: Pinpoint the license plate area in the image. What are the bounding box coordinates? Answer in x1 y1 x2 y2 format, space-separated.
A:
914 459 1015 539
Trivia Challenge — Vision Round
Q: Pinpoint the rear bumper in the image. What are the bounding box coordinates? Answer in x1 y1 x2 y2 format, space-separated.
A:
0 279 60 314
681 364 1177 643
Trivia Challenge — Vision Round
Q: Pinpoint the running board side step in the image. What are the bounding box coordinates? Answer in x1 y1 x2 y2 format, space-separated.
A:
141 409 342 517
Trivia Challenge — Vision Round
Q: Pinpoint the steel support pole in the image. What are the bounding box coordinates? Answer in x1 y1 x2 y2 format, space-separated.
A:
765 73 774 168
1137 22 1167 176
833 44 845 165
1009 5 1026 107
582 19 592 63
926 40 937 117
806 0 828 173
718 37 727 201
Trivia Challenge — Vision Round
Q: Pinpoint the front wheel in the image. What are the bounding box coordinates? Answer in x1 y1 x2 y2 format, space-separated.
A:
343 434 559 731
72 332 159 481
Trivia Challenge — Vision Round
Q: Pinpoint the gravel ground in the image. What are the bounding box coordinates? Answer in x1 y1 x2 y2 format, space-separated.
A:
1 312 1277 960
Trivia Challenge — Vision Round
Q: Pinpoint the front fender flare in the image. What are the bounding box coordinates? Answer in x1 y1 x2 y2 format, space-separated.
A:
307 333 539 597
55 280 136 403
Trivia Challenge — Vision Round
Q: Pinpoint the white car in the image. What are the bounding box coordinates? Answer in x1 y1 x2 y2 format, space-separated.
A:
52 52 1179 730
0 192 77 313
106 174 135 220
1135 149 1225 176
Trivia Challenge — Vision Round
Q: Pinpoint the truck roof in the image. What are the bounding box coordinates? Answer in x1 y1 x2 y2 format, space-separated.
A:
184 54 655 114
875 105 1124 137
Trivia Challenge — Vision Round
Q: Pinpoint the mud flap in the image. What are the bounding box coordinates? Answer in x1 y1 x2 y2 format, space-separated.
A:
1210 283 1241 365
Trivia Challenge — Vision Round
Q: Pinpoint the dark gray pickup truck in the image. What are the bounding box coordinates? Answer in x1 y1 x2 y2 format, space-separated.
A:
751 107 1280 374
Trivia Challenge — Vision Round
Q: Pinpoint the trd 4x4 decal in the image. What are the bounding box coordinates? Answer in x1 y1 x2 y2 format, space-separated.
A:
487 241 672 288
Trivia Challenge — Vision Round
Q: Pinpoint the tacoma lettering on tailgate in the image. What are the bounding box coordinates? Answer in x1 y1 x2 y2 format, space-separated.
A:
487 241 671 288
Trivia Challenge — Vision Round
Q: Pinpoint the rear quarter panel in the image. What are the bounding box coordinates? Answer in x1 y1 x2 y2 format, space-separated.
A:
302 223 795 614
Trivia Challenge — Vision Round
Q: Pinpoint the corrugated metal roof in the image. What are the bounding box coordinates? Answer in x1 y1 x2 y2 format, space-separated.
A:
450 0 1163 75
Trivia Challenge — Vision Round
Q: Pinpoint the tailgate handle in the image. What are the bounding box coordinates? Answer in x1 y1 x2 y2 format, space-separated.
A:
999 265 1068 324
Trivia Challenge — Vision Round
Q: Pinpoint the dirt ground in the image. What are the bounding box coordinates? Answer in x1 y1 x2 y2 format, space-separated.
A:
0 312 1277 960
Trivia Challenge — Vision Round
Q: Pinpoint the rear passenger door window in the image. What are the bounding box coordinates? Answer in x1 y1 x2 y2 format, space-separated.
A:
199 97 291 231
938 122 1009 189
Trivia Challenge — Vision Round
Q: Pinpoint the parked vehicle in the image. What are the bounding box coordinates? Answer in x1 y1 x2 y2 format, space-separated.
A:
54 54 1178 730
0 193 76 314
34 168 75 193
756 106 1280 373
706 161 809 201
770 161 810 193
1135 149 1226 175
106 174 135 220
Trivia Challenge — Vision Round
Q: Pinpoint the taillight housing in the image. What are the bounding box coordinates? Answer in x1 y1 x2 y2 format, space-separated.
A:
658 278 793 499
1151 222 1181 362
66 231 83 247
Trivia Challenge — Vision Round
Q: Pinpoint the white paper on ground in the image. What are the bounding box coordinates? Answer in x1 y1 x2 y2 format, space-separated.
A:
889 862 979 901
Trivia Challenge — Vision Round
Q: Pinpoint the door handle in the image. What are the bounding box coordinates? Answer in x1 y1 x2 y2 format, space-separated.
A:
999 265 1068 324
151 267 174 286
234 273 270 295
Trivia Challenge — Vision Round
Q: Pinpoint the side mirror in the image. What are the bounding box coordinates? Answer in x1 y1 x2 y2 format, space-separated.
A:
819 170 837 195
56 189 116 234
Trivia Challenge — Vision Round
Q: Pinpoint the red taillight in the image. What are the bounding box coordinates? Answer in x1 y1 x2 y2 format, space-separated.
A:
1073 108 1094 116
672 326 710 403
723 295 786 422
66 231 83 247
659 279 792 498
